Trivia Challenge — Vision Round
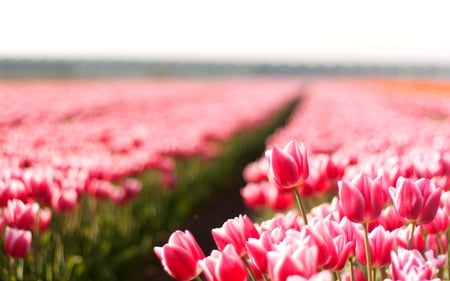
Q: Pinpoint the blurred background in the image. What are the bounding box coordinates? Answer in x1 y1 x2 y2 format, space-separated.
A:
1 0 450 78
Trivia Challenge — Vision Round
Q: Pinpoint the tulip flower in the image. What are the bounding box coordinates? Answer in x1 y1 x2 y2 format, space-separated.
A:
199 244 247 281
387 248 445 281
246 231 275 274
266 140 309 190
51 188 79 212
338 173 385 224
211 214 259 256
154 230 205 281
38 207 52 232
4 226 32 259
3 199 39 231
0 179 28 207
355 225 393 268
389 177 441 225
266 140 310 223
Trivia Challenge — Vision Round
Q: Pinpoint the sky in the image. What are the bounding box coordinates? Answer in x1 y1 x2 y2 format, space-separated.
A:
1 0 450 65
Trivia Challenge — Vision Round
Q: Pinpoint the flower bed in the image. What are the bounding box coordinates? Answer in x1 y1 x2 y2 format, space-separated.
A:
0 78 302 280
157 78 450 281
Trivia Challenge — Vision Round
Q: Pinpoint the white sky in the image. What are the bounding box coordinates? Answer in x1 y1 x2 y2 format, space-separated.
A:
1 0 450 65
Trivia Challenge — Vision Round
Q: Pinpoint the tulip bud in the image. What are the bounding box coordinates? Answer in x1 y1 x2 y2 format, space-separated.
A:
4 227 32 259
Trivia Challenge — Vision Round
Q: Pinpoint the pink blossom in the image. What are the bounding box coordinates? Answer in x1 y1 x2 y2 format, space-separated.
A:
154 230 205 281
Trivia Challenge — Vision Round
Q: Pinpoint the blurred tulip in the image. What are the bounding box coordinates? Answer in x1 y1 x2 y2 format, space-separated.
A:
4 199 39 231
38 207 52 232
51 188 78 212
4 226 32 259
0 179 28 207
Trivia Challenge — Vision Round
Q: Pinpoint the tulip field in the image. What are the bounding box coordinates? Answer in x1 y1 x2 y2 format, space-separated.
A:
156 78 450 281
1 77 450 281
0 78 301 280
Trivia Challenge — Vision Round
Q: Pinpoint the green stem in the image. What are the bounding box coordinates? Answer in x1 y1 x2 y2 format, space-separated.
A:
241 257 257 281
446 229 450 280
17 259 23 281
194 276 202 281
363 223 373 281
335 271 342 281
349 258 355 281
407 222 416 250
294 187 308 225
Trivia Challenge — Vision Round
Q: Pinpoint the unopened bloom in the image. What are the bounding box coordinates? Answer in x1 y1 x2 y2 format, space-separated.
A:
212 214 259 256
199 244 247 281
4 226 32 259
266 140 309 189
355 225 394 268
338 173 385 223
154 230 205 281
389 177 441 225
3 199 39 230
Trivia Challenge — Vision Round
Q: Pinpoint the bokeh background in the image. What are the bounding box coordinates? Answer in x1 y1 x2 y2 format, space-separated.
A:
1 0 450 77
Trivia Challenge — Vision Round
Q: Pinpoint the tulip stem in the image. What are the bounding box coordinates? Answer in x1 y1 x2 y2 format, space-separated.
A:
447 229 450 280
348 259 355 281
362 223 373 281
294 187 308 225
241 257 257 281
194 276 202 281
407 222 416 250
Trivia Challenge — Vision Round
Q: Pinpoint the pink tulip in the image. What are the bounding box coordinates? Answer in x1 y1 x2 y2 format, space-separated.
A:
425 234 447 255
286 271 334 281
392 225 425 252
387 248 445 281
154 230 205 281
338 173 385 223
0 179 28 207
212 215 259 256
3 199 39 230
240 183 266 209
38 207 52 232
307 219 353 271
246 231 275 273
266 140 309 189
355 225 393 268
4 226 32 259
422 206 449 234
51 188 78 212
389 177 441 224
376 205 404 231
267 244 319 281
199 244 247 281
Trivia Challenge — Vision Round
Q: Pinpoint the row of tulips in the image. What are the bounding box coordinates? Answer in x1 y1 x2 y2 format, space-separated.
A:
156 78 450 281
0 78 303 279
